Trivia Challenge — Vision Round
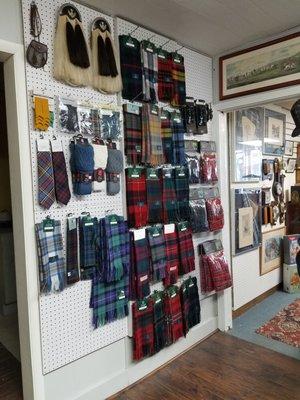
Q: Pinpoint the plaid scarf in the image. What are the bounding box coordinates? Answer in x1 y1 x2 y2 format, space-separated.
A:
200 153 218 183
35 220 65 293
66 217 79 285
130 232 151 300
163 228 179 287
98 215 130 283
119 35 143 101
90 275 129 328
146 170 162 223
141 41 158 102
177 223 195 275
180 277 201 335
200 254 214 294
158 53 173 102
171 55 186 106
161 112 173 164
172 117 185 166
126 168 148 228
132 299 154 361
152 292 166 353
123 106 142 165
164 286 183 343
180 280 190 336
147 225 167 282
189 199 209 233
174 167 190 221
162 168 179 223
79 217 98 280
142 104 165 166
205 197 224 231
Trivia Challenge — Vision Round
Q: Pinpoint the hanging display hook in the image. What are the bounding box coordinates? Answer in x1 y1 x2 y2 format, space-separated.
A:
128 25 139 37
159 38 171 49
175 45 184 53
147 33 156 41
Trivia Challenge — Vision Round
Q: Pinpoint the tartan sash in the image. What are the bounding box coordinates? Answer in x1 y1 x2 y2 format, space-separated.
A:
147 225 167 282
201 251 232 293
132 299 154 360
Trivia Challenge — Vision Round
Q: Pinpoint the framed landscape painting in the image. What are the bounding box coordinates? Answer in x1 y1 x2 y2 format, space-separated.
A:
260 227 285 275
219 32 300 100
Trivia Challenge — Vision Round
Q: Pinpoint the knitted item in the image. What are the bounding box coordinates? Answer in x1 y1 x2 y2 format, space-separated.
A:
70 141 94 196
123 106 142 165
158 53 173 102
126 168 148 228
147 225 167 282
132 299 154 361
141 41 158 102
106 148 123 195
92 143 107 192
162 168 179 223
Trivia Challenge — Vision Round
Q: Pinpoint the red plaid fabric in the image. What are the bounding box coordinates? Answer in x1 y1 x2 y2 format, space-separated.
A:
164 287 183 343
201 251 232 293
123 107 142 165
200 254 214 293
158 54 174 102
126 169 148 228
177 225 195 275
171 57 186 107
132 300 154 361
206 197 224 231
163 229 179 287
162 168 179 223
130 232 151 300
200 153 218 183
52 151 71 205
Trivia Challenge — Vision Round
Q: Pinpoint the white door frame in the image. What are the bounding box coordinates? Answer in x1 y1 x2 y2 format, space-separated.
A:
0 39 45 400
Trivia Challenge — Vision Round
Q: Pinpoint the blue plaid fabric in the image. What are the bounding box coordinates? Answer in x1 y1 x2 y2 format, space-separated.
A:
79 217 99 280
172 118 186 165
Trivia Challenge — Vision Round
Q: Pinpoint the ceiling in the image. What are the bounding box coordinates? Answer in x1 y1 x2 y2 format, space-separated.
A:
82 0 300 56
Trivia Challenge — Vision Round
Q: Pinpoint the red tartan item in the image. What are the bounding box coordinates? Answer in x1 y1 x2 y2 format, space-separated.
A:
164 288 183 343
162 168 179 223
205 197 224 231
177 225 195 275
200 153 218 183
163 229 179 286
132 300 154 361
126 169 148 228
200 254 214 293
158 55 174 102
201 251 232 293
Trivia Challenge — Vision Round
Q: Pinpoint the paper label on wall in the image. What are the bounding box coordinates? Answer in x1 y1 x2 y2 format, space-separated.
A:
51 139 63 152
238 207 254 249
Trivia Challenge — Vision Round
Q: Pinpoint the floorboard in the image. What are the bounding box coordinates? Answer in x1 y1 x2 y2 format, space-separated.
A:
0 342 22 400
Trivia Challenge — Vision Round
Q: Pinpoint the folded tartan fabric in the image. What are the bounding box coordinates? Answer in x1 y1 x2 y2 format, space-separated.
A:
164 286 184 343
70 141 94 196
35 220 66 293
141 41 158 102
119 35 143 101
175 166 190 221
126 168 148 228
142 104 165 166
123 106 142 165
79 217 98 280
205 197 224 231
132 299 154 360
147 225 167 282
163 227 179 287
66 217 80 285
201 250 232 293
130 232 151 300
177 223 195 275
189 199 209 233
172 116 186 166
152 292 166 353
171 54 186 107
160 111 173 164
162 168 179 223
158 53 173 102
146 169 162 223
200 153 218 183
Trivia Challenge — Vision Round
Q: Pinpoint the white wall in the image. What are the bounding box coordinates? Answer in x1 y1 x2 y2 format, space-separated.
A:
0 0 23 44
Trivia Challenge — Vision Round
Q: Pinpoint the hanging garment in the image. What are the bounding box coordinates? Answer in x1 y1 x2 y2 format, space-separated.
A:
164 286 183 344
79 216 98 280
172 114 186 166
180 277 201 336
37 140 55 209
92 142 108 192
205 197 224 231
34 96 50 131
163 226 179 287
152 292 166 353
126 168 148 228
157 51 173 102
162 168 179 223
171 53 186 106
106 147 124 195
130 232 151 300
123 105 142 165
160 110 173 164
51 141 71 205
66 216 80 285
140 40 158 102
70 140 94 196
177 222 195 275
147 225 167 282
132 299 154 361
54 4 92 87
91 18 122 94
146 168 162 223
119 35 143 101
174 166 190 221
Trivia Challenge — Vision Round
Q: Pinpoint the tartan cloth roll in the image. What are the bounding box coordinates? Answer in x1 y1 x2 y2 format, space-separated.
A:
171 55 186 107
35 220 66 293
189 199 209 233
90 275 129 328
147 225 167 282
158 53 174 102
200 254 214 293
200 153 218 183
79 217 98 280
172 117 186 166
152 293 166 353
126 169 148 228
123 106 142 165
119 35 143 101
200 251 232 293
130 232 151 300
146 170 162 223
174 167 190 221
66 217 80 285
162 168 179 223
161 112 173 164
205 197 224 231
141 41 158 102
164 286 184 343
132 299 154 361
142 104 165 166
163 228 179 287
177 224 195 275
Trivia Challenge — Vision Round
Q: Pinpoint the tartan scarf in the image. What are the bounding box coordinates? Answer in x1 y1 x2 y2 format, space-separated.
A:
205 197 224 231
164 286 183 343
171 117 186 166
200 254 214 294
180 280 190 336
147 225 167 282
174 167 190 221
163 229 179 287
123 106 142 165
177 224 195 275
98 215 130 283
161 112 173 164
119 35 143 101
200 153 218 183
35 220 66 293
66 217 80 285
158 53 173 102
130 232 151 300
162 168 179 223
141 41 158 102
189 199 209 233
205 251 232 292
146 170 162 223
79 217 98 280
180 277 201 335
142 104 165 166
132 299 154 361
126 168 148 228
152 293 166 353
171 55 186 106
90 275 129 328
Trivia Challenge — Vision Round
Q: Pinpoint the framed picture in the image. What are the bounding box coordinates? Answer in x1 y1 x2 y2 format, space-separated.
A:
285 140 294 156
260 227 285 275
219 32 300 100
263 109 286 155
286 158 297 173
230 107 263 182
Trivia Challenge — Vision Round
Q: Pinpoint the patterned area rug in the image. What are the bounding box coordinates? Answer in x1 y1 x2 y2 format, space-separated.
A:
256 299 300 348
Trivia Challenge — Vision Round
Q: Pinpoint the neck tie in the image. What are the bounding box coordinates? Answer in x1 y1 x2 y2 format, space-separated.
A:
52 151 71 205
37 151 55 209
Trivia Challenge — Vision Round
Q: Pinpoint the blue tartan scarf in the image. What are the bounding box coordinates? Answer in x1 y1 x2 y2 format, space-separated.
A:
79 217 99 280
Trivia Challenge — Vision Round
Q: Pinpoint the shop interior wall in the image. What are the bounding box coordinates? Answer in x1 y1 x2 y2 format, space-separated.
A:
0 0 23 45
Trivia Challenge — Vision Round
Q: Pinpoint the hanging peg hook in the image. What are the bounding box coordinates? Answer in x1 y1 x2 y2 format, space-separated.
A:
175 44 184 53
128 25 139 36
147 33 156 41
159 38 171 49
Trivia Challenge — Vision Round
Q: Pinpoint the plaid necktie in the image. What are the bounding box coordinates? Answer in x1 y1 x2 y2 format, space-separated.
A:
52 151 71 205
37 151 55 209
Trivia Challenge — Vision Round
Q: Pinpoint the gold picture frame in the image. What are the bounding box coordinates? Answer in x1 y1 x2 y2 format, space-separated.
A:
260 227 286 276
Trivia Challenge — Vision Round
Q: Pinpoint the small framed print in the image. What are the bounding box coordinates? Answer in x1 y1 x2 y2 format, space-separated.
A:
260 227 285 275
286 158 297 173
263 109 285 156
285 140 294 156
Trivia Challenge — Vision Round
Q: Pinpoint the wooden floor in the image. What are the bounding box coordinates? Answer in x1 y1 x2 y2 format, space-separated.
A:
113 332 300 400
0 343 22 400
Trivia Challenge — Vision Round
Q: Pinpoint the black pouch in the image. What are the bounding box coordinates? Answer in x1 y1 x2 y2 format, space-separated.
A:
26 39 48 68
